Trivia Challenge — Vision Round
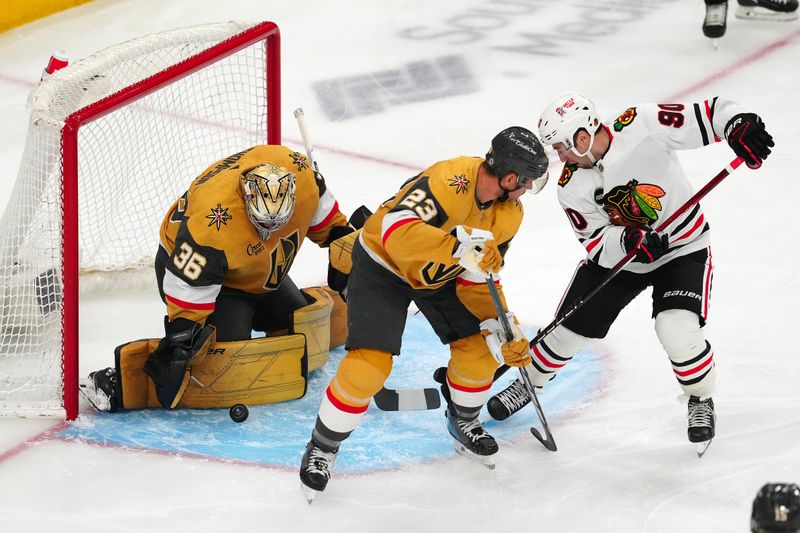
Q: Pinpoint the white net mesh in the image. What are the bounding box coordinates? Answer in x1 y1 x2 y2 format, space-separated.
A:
0 21 277 417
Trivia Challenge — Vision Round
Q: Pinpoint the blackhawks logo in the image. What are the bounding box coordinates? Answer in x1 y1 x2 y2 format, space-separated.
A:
205 203 232 230
602 180 665 226
559 163 578 187
449 174 470 194
289 151 309 171
613 107 637 132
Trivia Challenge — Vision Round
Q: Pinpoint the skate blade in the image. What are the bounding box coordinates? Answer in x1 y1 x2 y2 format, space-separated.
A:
735 6 798 20
78 382 110 412
453 441 496 469
300 482 320 504
695 439 713 458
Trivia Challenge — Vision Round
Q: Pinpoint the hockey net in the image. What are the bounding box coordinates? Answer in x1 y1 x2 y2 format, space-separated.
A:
0 21 281 419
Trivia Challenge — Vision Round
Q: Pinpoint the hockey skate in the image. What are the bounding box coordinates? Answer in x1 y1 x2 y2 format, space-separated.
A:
687 396 715 457
487 378 531 421
736 0 798 20
78 367 119 412
446 409 499 469
703 0 729 38
299 441 337 503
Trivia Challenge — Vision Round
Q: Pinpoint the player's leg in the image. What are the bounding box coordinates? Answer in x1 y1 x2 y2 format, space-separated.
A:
652 248 716 443
301 240 407 496
416 283 500 464
487 260 647 420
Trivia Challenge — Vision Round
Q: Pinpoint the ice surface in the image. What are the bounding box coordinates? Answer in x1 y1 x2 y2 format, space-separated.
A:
0 1 799 532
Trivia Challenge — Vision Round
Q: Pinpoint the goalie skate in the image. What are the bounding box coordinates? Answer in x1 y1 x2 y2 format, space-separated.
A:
78 367 118 412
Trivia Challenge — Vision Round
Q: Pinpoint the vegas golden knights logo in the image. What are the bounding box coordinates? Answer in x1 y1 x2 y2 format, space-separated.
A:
421 262 464 286
264 230 299 290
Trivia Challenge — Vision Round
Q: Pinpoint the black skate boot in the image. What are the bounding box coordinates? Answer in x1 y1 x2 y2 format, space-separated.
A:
703 0 729 38
736 0 798 20
487 378 531 421
688 395 715 457
446 409 499 469
78 367 119 412
299 440 337 503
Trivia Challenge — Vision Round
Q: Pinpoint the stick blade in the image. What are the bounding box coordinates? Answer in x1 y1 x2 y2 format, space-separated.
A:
531 427 558 452
373 387 441 411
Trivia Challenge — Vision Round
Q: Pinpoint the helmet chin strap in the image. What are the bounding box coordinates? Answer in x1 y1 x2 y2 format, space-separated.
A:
569 129 597 164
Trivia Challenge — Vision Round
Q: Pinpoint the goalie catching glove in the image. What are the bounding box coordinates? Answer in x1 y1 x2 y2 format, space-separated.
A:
480 312 532 368
452 225 503 275
143 317 215 409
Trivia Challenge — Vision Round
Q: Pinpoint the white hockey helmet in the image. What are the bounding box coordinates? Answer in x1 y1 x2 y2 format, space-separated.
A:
538 93 600 158
241 163 296 239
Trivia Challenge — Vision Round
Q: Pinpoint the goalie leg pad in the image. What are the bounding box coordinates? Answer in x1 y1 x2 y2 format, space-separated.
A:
322 286 348 350
295 287 334 372
115 334 308 408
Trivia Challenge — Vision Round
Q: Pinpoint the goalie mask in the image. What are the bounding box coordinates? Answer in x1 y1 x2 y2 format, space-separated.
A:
241 163 296 239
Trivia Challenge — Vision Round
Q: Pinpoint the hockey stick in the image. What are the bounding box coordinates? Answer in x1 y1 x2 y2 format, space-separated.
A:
293 108 320 174
294 108 440 413
492 156 746 383
486 274 558 452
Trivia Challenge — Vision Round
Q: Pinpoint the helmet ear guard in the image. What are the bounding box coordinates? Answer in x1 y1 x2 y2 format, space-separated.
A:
241 163 297 239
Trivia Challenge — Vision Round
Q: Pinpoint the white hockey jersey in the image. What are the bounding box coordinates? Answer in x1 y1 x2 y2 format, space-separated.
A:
557 97 745 273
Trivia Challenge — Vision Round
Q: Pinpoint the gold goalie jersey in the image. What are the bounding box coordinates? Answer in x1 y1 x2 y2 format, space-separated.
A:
360 156 523 290
158 145 347 324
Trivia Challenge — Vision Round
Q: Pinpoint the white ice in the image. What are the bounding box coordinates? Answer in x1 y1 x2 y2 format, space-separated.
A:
1 1 799 532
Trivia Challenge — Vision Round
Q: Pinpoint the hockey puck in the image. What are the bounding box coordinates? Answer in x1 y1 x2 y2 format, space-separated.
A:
229 403 249 423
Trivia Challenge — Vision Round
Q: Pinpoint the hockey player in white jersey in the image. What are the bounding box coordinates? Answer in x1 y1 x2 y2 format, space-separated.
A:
487 93 774 453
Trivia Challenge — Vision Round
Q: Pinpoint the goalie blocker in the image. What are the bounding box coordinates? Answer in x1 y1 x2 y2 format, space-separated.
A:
89 286 347 411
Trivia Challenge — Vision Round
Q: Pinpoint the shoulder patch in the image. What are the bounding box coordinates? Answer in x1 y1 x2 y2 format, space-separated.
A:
559 163 578 187
448 174 470 194
613 107 637 132
206 203 233 230
289 151 310 172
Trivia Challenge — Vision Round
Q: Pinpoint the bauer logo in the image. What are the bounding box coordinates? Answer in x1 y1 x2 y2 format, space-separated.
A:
313 55 476 121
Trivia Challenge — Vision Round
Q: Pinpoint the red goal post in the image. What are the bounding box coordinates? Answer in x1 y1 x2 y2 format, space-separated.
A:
0 21 281 419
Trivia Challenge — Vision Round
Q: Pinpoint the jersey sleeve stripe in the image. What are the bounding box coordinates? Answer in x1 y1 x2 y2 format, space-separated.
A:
704 99 721 142
456 274 498 285
584 235 603 254
308 193 340 231
671 213 705 243
381 212 420 247
693 103 710 146
165 294 216 311
163 268 221 305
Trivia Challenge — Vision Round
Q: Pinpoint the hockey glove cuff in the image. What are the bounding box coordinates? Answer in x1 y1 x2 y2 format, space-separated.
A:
480 313 532 368
725 113 774 169
622 226 669 264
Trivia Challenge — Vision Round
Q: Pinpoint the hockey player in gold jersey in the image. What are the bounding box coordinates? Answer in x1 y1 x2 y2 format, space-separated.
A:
79 145 349 412
299 127 550 501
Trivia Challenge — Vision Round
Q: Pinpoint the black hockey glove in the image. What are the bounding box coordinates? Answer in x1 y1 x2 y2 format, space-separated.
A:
143 317 214 409
622 226 669 264
725 113 774 169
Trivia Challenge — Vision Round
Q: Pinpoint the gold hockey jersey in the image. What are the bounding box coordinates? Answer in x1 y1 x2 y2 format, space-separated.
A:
360 156 523 291
158 145 347 324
